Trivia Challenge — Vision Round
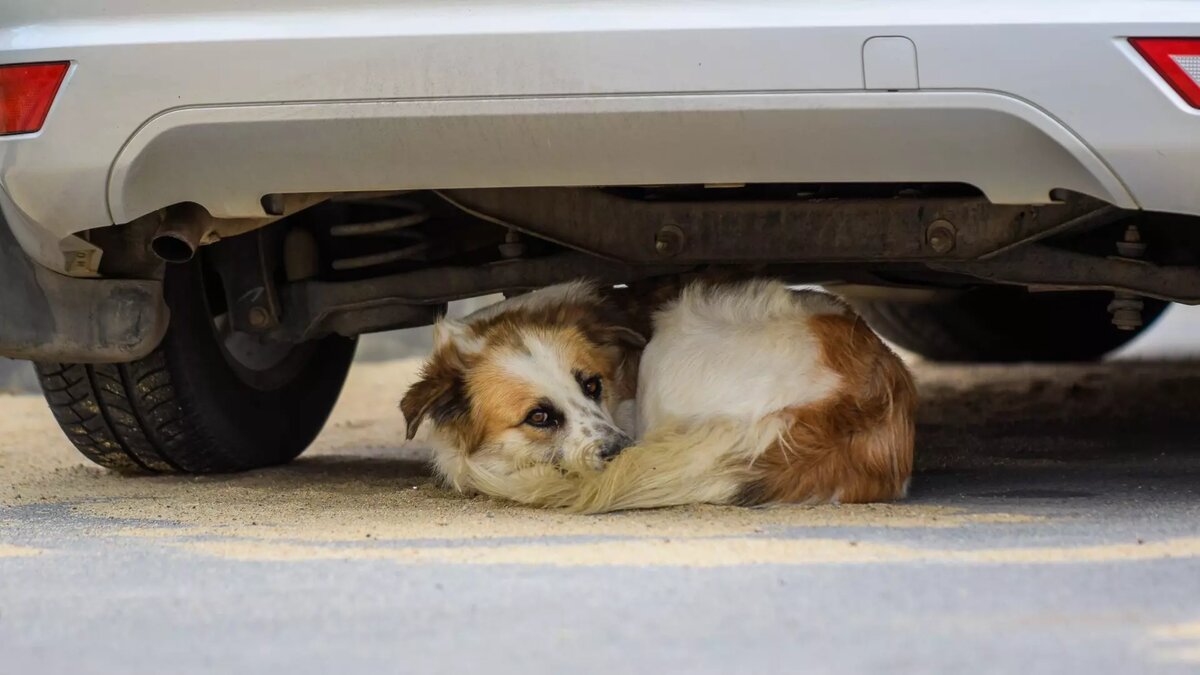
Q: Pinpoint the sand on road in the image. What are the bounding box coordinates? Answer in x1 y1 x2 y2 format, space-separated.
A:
3 357 1200 567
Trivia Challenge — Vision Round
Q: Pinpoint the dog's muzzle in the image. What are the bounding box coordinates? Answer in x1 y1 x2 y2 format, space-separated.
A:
598 434 632 461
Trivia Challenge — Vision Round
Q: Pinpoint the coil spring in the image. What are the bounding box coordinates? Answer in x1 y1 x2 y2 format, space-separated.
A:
329 198 431 271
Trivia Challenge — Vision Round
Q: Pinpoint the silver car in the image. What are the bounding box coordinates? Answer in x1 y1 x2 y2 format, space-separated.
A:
3 0 1200 472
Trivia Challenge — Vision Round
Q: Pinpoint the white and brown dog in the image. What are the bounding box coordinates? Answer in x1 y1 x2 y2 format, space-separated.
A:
401 278 916 512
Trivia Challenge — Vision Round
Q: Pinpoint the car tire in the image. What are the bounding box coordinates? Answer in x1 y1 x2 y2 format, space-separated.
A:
35 256 356 473
854 288 1168 363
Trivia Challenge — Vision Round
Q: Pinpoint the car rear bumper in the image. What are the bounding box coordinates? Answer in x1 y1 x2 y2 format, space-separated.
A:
3 0 1200 273
0 202 166 361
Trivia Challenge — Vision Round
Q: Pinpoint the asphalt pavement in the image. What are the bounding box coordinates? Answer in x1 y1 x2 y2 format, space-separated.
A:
3 308 1200 674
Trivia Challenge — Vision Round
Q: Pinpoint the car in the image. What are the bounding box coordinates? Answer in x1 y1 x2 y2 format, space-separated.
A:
3 0 1200 474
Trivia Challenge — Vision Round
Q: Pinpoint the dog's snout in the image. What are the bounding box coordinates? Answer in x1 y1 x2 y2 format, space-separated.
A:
599 435 632 461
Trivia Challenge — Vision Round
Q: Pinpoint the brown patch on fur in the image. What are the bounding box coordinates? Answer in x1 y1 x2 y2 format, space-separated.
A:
738 311 917 505
465 363 545 446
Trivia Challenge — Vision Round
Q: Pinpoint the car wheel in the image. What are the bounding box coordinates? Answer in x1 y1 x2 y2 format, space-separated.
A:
35 254 356 473
854 288 1168 363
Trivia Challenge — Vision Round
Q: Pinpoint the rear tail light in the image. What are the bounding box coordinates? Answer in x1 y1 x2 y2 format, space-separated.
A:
0 62 69 135
1131 38 1200 109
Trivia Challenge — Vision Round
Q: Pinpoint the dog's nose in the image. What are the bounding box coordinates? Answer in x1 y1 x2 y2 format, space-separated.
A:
599 435 632 461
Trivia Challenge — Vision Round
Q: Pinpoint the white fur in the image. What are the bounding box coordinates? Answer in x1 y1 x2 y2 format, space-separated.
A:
420 425 474 494
613 399 638 436
636 280 843 437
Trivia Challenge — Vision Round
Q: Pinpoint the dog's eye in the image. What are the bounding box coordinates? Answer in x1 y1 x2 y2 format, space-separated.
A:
524 407 558 429
581 376 602 401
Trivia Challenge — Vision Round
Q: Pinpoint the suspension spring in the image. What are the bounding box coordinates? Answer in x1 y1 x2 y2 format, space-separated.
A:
328 198 432 271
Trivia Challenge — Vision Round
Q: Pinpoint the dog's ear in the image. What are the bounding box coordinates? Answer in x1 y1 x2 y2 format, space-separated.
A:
432 317 469 351
588 323 646 403
434 317 484 355
595 325 647 350
581 305 648 352
400 359 470 441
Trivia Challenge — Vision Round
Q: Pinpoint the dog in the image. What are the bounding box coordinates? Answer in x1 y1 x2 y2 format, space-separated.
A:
401 278 916 512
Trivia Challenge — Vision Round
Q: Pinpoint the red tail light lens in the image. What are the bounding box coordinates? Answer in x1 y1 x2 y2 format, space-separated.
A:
0 62 69 135
1131 38 1200 109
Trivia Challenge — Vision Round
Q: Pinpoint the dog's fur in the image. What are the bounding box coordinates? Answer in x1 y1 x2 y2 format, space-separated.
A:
402 278 916 512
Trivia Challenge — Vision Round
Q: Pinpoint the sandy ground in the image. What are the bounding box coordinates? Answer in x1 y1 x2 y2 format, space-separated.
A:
2 359 1054 548
2 356 1198 552
4 324 1200 672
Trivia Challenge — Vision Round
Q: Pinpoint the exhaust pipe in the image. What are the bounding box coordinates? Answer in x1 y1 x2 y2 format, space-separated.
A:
150 205 212 263
149 194 332 263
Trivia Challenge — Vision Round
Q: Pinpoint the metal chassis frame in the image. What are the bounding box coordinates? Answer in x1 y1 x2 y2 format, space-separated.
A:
265 188 1200 341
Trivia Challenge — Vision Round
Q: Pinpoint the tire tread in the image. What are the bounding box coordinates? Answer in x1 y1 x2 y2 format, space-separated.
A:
33 256 357 475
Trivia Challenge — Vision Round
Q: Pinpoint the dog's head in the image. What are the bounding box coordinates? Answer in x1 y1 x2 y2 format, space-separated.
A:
401 282 645 496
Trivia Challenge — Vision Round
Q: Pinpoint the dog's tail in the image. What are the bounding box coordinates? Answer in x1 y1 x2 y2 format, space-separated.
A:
569 420 768 512
467 418 772 513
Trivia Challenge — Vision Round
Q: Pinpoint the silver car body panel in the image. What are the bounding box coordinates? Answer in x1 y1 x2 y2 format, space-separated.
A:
2 0 1200 273
109 92 1130 222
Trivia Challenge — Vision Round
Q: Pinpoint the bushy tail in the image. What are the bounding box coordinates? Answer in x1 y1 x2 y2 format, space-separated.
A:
468 418 775 513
